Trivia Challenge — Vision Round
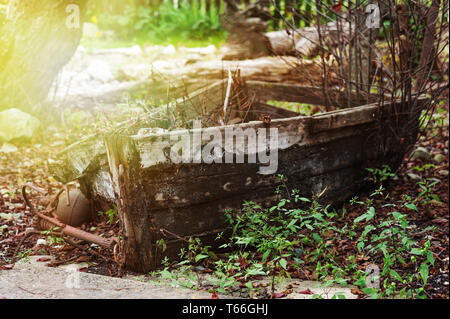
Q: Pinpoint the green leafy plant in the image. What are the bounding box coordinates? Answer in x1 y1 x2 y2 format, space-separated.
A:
98 207 119 224
412 163 436 172
340 187 436 298
416 178 441 206
178 237 216 266
366 165 396 185
96 0 225 44
152 173 438 299
41 227 64 245
16 249 32 262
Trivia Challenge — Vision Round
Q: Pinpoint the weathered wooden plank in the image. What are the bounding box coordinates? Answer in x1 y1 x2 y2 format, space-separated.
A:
174 79 228 119
311 95 429 133
50 80 396 186
81 94 424 213
104 96 413 272
50 134 106 184
50 80 225 185
125 126 376 212
152 162 365 240
106 128 376 271
224 22 350 60
246 81 380 107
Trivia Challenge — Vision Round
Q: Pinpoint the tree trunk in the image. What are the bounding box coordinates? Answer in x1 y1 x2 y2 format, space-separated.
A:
415 0 441 92
0 0 88 118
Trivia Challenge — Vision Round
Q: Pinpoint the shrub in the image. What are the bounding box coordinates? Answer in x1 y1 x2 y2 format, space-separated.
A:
95 0 225 43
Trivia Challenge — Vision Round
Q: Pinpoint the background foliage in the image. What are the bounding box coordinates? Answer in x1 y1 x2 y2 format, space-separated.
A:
85 0 341 44
89 0 226 44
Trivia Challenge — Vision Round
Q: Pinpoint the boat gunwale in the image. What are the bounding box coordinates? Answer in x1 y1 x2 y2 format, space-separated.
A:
129 95 429 141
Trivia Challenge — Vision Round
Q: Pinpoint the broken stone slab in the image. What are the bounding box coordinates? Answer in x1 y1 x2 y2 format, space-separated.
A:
4 256 359 299
433 153 446 163
409 146 431 161
91 45 143 56
85 60 114 83
407 172 422 181
137 271 358 299
0 143 18 153
0 108 41 143
0 256 222 299
184 45 217 55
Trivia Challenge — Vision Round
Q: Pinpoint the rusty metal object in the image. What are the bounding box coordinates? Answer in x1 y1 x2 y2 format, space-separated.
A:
55 187 92 227
39 213 115 249
22 186 116 250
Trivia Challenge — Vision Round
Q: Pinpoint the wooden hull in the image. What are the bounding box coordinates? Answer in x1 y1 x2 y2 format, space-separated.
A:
103 99 420 272
51 80 426 272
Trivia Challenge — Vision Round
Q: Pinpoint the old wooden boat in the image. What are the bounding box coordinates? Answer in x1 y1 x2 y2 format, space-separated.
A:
51 80 426 272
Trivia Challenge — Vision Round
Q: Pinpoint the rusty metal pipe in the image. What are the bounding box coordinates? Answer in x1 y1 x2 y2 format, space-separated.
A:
22 186 116 249
37 213 115 249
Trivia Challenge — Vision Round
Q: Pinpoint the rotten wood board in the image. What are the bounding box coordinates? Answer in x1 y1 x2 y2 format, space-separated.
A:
176 56 326 87
50 80 227 184
245 81 381 108
50 79 367 184
103 96 419 272
53 94 427 208
105 135 384 273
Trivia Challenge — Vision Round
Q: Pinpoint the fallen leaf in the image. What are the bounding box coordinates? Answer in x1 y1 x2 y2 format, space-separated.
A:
351 288 364 295
76 255 91 262
273 292 287 298
0 264 14 270
432 218 448 225
36 257 51 262
298 289 314 295
211 291 219 299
